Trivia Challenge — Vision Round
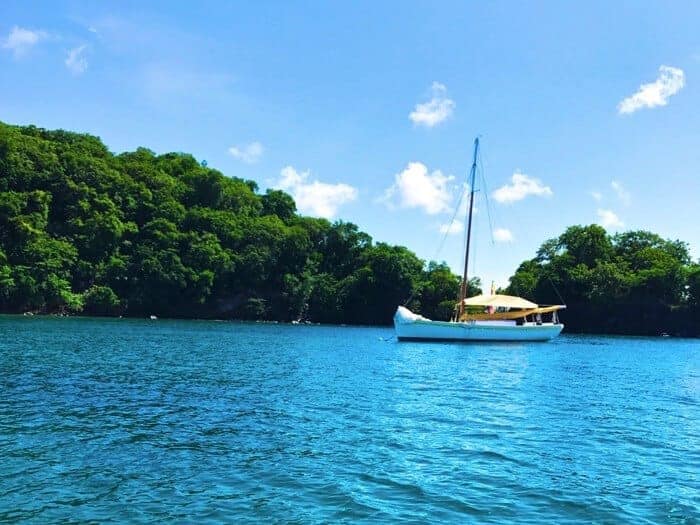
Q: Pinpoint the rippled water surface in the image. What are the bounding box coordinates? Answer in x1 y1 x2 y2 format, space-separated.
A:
1 316 698 523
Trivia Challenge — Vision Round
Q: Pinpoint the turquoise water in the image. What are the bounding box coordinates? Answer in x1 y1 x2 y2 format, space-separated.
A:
1 316 698 523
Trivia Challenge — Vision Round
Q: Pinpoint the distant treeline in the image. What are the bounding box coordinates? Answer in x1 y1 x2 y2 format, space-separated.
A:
505 225 700 337
1 121 698 335
0 121 477 324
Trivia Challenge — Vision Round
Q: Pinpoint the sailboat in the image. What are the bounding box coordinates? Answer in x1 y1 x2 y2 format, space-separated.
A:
393 138 565 342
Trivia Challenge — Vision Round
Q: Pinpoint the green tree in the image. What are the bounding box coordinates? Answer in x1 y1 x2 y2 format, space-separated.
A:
419 261 461 320
83 285 121 316
261 189 296 221
341 243 424 324
506 225 698 335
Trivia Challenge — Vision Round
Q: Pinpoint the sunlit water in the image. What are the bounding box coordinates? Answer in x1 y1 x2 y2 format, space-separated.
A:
1 316 698 523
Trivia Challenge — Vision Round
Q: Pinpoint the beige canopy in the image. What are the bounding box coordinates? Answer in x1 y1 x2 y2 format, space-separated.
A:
458 294 565 321
462 294 538 309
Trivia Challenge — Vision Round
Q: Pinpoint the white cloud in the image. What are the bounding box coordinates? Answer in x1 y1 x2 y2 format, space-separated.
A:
611 180 631 206
274 166 357 219
65 45 88 74
228 141 264 164
409 82 455 127
493 228 514 242
590 190 602 202
2 26 47 58
381 162 454 214
597 209 624 229
492 172 553 204
439 220 463 235
618 65 685 114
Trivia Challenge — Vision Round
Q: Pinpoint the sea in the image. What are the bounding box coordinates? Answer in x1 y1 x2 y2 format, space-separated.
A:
1 316 698 523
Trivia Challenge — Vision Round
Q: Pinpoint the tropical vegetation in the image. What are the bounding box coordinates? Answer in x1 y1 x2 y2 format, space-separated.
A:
0 121 476 324
505 225 700 336
1 121 698 335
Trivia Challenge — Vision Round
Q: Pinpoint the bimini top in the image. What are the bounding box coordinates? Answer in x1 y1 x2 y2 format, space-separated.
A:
462 294 538 309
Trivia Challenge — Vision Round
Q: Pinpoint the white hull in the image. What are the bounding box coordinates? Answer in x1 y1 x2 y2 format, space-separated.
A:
393 306 563 342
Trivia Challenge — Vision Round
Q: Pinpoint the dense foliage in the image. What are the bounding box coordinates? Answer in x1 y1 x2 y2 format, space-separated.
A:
505 225 700 336
3 121 697 334
0 121 476 324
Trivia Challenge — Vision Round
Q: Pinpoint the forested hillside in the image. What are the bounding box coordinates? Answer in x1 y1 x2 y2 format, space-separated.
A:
505 225 700 336
2 121 698 334
0 121 474 323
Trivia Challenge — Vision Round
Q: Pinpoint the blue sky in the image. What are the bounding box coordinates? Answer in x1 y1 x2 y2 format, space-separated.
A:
2 1 699 289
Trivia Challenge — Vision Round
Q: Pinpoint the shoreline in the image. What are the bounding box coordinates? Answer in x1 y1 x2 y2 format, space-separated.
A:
3 311 697 339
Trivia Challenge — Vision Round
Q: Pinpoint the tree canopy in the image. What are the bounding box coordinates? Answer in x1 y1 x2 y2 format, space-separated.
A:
2 121 697 335
0 121 466 324
505 224 700 336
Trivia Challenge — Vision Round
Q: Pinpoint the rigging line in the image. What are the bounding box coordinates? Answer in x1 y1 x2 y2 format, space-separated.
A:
548 276 567 305
432 180 467 261
470 196 479 288
403 171 470 307
478 148 496 246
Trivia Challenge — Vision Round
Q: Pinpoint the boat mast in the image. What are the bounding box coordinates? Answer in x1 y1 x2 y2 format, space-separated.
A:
458 137 479 319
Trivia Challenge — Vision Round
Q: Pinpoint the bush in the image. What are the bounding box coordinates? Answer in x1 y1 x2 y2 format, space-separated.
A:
83 285 121 316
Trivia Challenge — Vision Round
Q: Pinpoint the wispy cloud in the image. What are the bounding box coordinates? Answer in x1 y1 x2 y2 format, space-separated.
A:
618 65 685 114
274 166 357 219
409 82 455 128
228 142 264 164
597 209 624 230
611 180 631 206
493 228 514 242
380 162 454 214
1 26 47 58
492 172 553 204
590 190 603 202
142 62 235 102
65 45 88 74
82 14 177 54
